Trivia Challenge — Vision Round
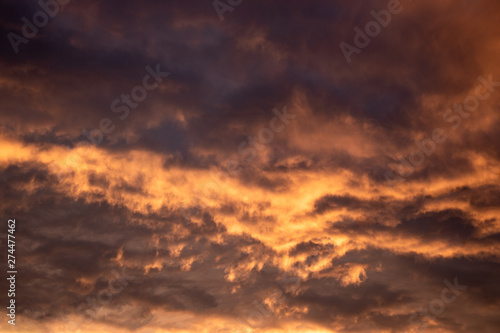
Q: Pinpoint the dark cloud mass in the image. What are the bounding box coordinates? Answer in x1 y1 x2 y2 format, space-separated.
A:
0 0 499 332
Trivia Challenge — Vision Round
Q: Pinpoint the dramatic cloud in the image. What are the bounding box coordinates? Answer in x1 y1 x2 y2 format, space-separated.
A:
0 0 499 332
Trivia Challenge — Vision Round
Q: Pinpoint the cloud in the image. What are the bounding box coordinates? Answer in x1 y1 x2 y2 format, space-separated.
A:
1 0 500 332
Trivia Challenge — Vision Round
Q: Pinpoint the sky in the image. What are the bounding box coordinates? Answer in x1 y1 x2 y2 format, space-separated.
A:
0 0 500 332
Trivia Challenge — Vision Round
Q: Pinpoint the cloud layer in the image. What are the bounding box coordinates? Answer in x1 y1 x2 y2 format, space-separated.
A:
1 0 499 332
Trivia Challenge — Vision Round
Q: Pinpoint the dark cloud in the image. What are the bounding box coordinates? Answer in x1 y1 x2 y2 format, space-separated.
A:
1 0 500 332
